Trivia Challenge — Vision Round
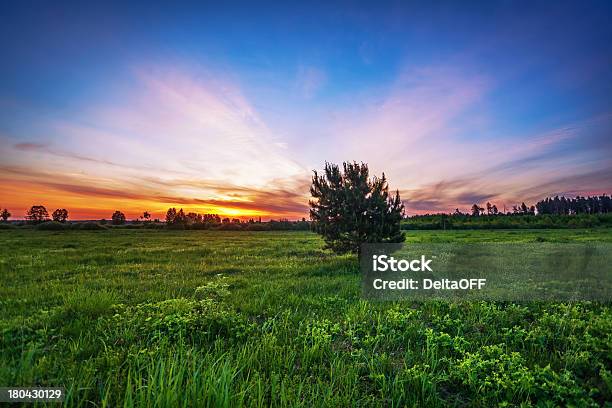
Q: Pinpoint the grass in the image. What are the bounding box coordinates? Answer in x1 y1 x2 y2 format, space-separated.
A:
0 229 611 406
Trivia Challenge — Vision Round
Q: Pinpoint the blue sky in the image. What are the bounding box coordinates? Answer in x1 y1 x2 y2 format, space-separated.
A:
1 1 611 218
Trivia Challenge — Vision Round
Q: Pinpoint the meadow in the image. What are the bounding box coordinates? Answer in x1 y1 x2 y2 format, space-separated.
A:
1 229 611 407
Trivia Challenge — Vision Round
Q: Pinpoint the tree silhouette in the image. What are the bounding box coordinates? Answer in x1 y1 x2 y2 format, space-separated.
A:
26 205 49 223
309 161 404 255
52 208 69 223
174 209 187 225
535 194 611 215
202 214 221 224
165 208 177 224
186 212 201 224
0 209 10 222
143 211 151 221
111 210 126 225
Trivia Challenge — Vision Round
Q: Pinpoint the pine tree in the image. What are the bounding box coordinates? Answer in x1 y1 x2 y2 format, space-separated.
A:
309 162 405 255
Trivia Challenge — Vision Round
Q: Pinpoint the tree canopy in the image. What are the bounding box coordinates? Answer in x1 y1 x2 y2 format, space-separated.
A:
0 209 10 222
52 208 69 223
26 205 49 223
309 161 405 255
111 211 126 225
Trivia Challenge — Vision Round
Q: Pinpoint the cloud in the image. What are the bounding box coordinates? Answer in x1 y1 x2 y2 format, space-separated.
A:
0 66 314 218
13 141 152 171
391 111 612 213
400 178 499 213
317 65 491 174
14 142 48 150
295 66 327 99
0 164 310 219
512 168 612 202
3 61 611 218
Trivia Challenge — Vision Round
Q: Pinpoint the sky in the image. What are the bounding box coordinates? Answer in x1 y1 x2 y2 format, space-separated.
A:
1 1 611 219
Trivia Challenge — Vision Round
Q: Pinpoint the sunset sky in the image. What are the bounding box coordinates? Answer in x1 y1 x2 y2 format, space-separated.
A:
1 2 611 219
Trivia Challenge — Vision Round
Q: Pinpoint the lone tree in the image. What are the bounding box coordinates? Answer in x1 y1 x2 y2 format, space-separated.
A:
26 205 49 224
142 211 151 222
0 209 10 222
52 208 69 223
111 210 126 225
309 161 405 255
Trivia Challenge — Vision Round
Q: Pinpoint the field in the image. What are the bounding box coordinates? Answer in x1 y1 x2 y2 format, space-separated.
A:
1 229 611 407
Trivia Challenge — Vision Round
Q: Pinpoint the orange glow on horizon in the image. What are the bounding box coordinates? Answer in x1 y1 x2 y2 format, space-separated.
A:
0 178 307 221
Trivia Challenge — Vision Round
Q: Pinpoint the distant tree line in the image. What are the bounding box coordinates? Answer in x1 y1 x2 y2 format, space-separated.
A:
403 194 612 230
3 193 610 232
535 195 612 215
0 204 312 231
3 205 72 224
163 207 310 231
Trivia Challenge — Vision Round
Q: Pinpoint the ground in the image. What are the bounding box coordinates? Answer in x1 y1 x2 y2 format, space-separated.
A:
1 229 611 406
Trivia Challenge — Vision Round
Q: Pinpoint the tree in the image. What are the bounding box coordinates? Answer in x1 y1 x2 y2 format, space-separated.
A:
26 205 49 223
203 214 221 224
52 208 69 223
471 204 482 216
174 209 187 225
165 208 177 224
0 209 10 222
143 211 151 222
111 210 126 225
186 212 201 224
309 161 405 255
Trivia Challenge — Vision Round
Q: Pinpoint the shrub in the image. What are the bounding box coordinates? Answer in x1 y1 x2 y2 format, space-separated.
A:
190 223 212 230
216 222 243 231
35 221 68 231
166 222 186 230
102 298 254 344
121 223 144 229
245 223 271 231
78 222 108 230
143 222 166 229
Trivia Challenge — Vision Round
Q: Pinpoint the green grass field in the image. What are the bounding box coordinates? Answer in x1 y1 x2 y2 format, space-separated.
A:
1 229 611 406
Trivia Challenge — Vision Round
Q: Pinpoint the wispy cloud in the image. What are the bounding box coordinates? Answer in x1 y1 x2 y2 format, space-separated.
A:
0 67 311 218
2 61 610 219
295 65 327 99
398 115 612 213
319 65 491 171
